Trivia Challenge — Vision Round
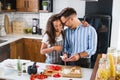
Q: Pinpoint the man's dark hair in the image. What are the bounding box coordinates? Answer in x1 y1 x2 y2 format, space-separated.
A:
59 7 77 18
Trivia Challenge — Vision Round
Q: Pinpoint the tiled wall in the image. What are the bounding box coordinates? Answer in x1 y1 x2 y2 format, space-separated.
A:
0 12 53 31
0 0 85 32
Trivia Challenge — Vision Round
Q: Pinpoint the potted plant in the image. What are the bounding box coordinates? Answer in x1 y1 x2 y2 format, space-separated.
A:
42 1 48 10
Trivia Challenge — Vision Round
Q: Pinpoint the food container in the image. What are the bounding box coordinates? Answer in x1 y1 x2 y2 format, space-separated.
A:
12 21 25 34
52 73 62 80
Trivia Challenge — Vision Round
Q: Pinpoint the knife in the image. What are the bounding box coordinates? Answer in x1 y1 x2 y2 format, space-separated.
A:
60 56 66 66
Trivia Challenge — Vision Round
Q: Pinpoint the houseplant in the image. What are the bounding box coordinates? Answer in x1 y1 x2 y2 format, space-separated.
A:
42 1 48 10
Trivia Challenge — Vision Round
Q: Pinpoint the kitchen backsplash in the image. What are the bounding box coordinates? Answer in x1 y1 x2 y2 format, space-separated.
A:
0 12 53 31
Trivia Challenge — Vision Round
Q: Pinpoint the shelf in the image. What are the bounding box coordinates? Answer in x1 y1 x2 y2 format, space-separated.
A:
0 9 16 13
39 10 49 13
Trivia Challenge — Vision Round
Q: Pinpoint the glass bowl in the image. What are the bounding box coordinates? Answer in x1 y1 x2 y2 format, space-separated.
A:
52 73 62 80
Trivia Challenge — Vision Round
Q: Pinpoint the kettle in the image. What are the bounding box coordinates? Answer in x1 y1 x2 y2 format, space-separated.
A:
27 62 37 75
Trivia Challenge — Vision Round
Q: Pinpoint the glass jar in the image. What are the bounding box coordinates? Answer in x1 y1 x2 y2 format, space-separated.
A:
107 47 116 79
117 50 120 64
116 50 120 80
107 47 117 65
97 58 109 80
6 3 11 10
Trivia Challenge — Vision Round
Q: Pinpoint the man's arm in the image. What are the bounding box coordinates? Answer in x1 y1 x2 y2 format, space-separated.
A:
68 52 89 61
85 27 97 57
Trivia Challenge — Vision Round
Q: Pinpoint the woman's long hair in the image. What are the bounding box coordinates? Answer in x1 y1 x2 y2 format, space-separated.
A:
45 14 64 46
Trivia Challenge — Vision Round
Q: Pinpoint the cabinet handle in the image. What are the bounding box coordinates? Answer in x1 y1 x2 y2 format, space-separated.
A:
27 1 29 8
24 1 27 8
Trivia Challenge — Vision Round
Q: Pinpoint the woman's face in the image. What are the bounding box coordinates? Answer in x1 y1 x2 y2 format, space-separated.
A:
53 20 63 33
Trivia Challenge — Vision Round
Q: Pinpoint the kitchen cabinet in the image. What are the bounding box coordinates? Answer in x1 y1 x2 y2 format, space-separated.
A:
16 0 39 12
24 38 46 62
0 44 10 62
0 0 53 12
10 38 46 62
10 39 24 59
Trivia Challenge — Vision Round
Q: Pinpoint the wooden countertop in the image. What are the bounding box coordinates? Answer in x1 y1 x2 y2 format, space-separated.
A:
90 54 102 80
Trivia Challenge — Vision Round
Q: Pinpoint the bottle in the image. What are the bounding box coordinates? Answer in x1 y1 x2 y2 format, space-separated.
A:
17 56 22 76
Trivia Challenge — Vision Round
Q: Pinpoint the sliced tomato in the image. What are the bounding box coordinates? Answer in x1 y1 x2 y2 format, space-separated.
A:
30 73 48 80
48 65 61 71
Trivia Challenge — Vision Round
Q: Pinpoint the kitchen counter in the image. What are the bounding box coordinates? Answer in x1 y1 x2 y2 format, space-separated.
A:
0 34 43 47
0 59 93 80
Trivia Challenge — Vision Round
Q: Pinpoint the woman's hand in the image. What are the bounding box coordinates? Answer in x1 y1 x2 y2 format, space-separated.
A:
81 21 90 27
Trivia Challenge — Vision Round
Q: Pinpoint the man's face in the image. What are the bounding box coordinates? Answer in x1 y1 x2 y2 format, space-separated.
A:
60 16 72 28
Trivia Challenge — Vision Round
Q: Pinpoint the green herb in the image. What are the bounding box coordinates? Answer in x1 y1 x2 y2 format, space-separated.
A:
42 1 48 6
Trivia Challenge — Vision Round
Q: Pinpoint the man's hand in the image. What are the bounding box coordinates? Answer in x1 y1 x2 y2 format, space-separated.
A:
61 53 69 62
81 21 89 27
68 54 80 61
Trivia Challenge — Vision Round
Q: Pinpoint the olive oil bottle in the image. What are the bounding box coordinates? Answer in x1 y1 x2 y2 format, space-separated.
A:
17 56 22 76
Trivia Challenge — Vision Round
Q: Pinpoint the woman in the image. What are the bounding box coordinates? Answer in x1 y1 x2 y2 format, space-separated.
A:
40 14 64 64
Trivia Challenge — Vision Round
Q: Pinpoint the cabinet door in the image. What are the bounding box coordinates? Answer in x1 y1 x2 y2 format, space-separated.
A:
10 39 24 59
16 39 24 59
24 38 46 62
34 39 46 62
26 0 39 12
16 0 26 11
24 38 34 61
10 41 17 59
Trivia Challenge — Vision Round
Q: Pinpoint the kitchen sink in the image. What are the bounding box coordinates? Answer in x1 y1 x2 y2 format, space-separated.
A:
0 39 7 43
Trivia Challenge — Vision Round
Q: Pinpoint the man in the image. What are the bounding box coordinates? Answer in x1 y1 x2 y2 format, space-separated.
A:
59 7 97 68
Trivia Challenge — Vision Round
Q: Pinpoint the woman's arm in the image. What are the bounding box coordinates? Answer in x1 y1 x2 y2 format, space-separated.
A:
52 46 62 52
40 43 63 54
40 43 53 54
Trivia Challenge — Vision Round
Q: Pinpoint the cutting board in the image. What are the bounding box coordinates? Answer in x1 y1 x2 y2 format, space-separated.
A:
4 15 12 34
44 65 82 78
4 15 9 34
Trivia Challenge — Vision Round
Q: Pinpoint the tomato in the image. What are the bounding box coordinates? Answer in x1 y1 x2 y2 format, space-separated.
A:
53 73 61 78
48 65 61 71
30 73 48 80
